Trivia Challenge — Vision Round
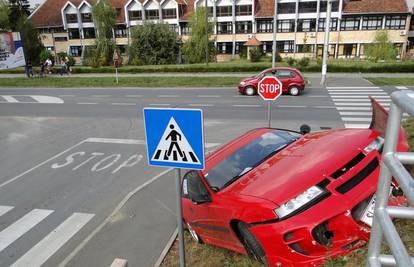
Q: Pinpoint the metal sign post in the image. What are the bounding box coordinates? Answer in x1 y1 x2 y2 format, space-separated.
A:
257 76 283 128
113 50 120 85
143 108 205 267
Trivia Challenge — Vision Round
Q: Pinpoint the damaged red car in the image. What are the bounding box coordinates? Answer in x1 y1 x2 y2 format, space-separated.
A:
181 99 408 267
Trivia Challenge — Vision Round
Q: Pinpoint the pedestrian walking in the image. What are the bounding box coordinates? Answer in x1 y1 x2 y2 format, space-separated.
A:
45 58 53 74
39 61 46 77
25 61 33 78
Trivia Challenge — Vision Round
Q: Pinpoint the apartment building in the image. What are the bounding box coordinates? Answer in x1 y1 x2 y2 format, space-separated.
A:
30 0 413 63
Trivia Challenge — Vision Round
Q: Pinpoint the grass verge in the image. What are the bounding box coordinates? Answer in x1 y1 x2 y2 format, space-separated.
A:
0 77 242 88
161 119 414 267
366 78 414 86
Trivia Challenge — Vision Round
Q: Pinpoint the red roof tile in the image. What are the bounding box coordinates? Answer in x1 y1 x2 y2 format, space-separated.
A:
244 36 262 46
179 0 194 21
255 0 274 18
342 0 408 14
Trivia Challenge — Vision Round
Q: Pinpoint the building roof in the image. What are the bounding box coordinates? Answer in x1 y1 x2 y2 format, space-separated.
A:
244 37 262 46
255 0 274 17
342 0 408 14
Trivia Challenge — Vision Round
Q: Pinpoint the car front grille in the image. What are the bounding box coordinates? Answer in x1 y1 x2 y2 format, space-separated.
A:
330 153 366 179
336 158 379 194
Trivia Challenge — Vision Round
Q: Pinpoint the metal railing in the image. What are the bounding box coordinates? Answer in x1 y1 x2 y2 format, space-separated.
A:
367 90 414 267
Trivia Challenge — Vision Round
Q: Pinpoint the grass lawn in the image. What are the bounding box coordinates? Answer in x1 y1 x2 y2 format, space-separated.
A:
366 78 414 86
0 76 242 88
161 119 414 267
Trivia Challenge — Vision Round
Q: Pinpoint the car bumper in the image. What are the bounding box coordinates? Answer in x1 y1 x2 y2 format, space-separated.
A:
248 152 386 267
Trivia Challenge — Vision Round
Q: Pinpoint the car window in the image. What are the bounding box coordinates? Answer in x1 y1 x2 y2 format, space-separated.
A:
264 72 275 77
276 70 295 78
204 130 299 190
185 171 209 198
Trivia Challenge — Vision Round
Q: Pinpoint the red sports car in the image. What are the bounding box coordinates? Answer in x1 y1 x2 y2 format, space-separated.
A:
238 67 306 96
181 99 408 267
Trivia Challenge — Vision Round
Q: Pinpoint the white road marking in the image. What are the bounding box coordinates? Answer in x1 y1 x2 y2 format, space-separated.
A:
2 96 18 103
331 95 390 98
158 95 179 98
342 117 372 122
11 213 94 267
337 107 372 111
332 99 391 102
125 95 143 98
92 95 111 97
306 95 328 98
314 106 336 109
329 92 387 95
149 103 171 106
85 138 146 145
197 95 221 98
31 96 64 104
328 89 383 92
340 112 372 116
232 104 261 107
335 103 390 106
0 209 54 252
278 105 307 108
77 102 98 105
396 86 408 90
0 206 14 217
111 103 136 106
344 124 370 129
58 95 75 97
232 95 246 98
189 104 214 107
327 87 379 89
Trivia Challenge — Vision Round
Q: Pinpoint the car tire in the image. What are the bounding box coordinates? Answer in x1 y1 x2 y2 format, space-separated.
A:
245 86 255 96
237 222 268 265
289 86 300 96
186 222 203 244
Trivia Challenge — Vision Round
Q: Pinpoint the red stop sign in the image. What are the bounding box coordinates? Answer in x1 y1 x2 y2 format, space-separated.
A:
258 76 283 101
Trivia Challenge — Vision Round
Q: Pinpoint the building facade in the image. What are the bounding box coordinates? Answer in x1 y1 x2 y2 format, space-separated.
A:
29 0 414 63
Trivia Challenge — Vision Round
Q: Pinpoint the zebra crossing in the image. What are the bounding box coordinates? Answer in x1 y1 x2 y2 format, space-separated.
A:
0 95 64 104
0 205 94 267
327 86 392 129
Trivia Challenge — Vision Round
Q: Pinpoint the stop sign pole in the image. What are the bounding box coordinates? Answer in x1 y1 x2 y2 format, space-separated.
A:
257 76 283 128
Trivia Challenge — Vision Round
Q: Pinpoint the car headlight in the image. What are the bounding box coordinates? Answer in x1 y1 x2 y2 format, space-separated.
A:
274 186 326 219
363 136 384 153
240 81 246 86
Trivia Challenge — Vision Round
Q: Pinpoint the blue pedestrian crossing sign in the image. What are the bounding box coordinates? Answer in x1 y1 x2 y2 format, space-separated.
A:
143 108 205 170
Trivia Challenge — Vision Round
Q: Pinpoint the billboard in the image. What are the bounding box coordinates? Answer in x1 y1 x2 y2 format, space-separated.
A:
0 32 26 70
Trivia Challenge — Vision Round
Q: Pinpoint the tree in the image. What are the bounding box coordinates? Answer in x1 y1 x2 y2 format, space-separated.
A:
366 30 397 62
17 17 44 64
182 7 215 63
8 0 30 31
0 0 10 31
91 0 117 66
128 23 178 65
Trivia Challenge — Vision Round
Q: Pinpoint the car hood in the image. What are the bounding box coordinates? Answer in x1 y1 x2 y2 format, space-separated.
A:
226 129 378 205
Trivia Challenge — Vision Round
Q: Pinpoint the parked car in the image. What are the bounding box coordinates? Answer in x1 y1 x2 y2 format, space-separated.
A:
181 99 408 267
238 67 306 96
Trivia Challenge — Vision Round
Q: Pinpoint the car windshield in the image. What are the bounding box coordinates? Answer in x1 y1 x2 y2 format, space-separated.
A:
204 130 300 190
255 69 271 79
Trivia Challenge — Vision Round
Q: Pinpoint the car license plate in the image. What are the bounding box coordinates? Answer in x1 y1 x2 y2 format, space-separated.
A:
360 196 376 226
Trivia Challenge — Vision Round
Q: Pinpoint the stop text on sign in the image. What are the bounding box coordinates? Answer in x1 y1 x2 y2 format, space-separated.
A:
258 76 283 101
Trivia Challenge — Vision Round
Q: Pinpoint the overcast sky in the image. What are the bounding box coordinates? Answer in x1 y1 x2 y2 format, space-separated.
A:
29 0 45 9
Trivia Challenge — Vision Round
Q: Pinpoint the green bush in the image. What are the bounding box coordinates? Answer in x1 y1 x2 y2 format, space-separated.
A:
297 57 310 67
249 48 262 62
286 57 296 66
83 46 99 67
39 50 53 63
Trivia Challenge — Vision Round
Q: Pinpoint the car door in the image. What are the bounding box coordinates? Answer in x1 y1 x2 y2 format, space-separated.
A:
276 70 295 91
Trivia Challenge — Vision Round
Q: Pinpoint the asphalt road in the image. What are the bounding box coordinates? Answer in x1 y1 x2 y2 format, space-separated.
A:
0 79 412 267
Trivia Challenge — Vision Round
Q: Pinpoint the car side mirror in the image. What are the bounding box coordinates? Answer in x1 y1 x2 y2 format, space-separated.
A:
300 124 311 134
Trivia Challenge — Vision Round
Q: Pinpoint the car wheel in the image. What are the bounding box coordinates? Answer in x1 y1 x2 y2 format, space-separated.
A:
187 222 202 244
245 86 255 96
237 222 268 264
289 86 300 96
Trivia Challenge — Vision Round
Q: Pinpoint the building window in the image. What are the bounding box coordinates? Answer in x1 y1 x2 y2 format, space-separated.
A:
129 10 142 20
69 46 82 57
340 16 360 31
68 28 80 39
277 20 294 32
257 19 273 33
162 8 177 19
39 27 65 33
181 23 191 35
216 42 232 54
115 25 127 38
298 1 317 13
83 28 96 38
66 14 78 23
277 2 295 14
263 41 273 53
277 41 294 53
169 24 179 33
217 6 232 17
217 22 232 34
235 21 252 33
145 9 159 20
296 44 314 53
81 13 92 23
318 18 338 31
236 5 252 16
338 44 357 58
320 1 339 12
362 16 383 30
385 15 406 30
235 42 245 54
297 19 316 32
117 45 126 55
54 36 68 42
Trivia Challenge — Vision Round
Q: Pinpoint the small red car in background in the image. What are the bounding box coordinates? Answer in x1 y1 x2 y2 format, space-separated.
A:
181 99 408 266
238 67 306 96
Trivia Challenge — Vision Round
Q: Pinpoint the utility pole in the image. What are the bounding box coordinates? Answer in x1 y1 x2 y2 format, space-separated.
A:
320 0 332 86
205 0 209 65
271 0 278 68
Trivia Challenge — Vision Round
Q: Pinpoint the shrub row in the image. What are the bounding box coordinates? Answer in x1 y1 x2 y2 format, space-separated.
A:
1 61 414 74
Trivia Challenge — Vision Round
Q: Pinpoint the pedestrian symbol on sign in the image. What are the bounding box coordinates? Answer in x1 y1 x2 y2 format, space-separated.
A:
151 117 200 164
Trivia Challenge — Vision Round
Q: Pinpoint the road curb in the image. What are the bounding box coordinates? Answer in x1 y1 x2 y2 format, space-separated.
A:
154 228 178 267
